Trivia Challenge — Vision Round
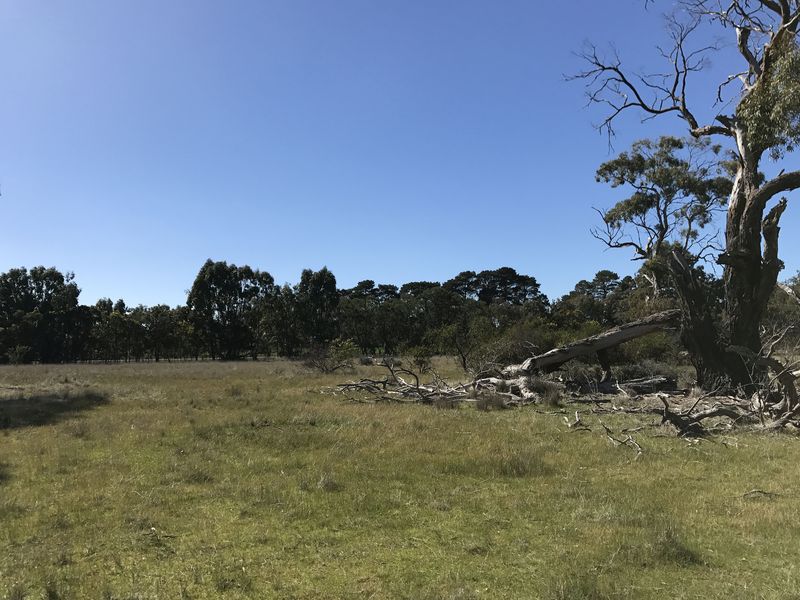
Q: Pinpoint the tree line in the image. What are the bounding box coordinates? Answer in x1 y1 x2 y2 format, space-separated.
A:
0 259 742 366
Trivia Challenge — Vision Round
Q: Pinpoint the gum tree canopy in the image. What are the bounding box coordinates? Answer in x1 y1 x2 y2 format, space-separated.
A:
575 0 800 389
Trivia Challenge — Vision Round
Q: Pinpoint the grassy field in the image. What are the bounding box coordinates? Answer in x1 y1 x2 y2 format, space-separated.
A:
1 360 800 599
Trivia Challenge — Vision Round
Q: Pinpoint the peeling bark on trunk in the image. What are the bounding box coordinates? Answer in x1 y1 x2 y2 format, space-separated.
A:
717 135 768 357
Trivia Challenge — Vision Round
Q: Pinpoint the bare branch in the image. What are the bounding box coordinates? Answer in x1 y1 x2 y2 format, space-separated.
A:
590 208 649 258
751 171 800 212
571 15 735 140
757 198 788 308
736 27 762 81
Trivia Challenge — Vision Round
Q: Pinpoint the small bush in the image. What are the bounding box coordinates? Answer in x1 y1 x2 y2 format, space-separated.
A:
560 363 604 391
408 346 433 373
43 578 64 600
213 563 253 593
184 467 215 485
66 420 91 439
619 330 682 364
299 471 341 492
613 360 678 382
616 522 704 568
380 356 402 367
494 317 560 363
304 338 359 373
7 345 32 365
526 377 564 406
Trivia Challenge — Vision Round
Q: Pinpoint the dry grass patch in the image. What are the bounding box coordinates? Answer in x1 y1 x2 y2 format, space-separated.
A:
1 360 800 598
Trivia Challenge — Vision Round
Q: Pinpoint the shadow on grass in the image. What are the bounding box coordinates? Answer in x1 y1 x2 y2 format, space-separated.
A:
0 462 8 485
0 390 109 430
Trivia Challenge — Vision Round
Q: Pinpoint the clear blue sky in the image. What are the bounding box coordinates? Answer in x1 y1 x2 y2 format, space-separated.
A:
1 1 798 307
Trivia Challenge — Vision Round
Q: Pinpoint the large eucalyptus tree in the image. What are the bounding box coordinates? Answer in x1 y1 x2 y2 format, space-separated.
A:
576 0 800 389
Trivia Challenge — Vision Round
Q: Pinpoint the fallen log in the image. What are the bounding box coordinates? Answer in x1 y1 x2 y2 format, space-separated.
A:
503 309 681 377
589 376 679 395
619 376 678 394
658 395 755 436
472 376 539 401
729 345 800 415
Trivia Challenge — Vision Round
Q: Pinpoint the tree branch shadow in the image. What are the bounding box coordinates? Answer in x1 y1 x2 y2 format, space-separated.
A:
0 390 110 430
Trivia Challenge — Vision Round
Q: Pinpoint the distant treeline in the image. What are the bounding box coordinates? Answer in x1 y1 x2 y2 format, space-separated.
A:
0 259 726 366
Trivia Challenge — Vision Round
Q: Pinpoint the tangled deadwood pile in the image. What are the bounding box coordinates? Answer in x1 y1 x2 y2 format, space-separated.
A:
333 305 800 437
335 362 540 406
335 311 682 405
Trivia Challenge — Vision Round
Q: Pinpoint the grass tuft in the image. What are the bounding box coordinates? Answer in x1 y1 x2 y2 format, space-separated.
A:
495 447 553 478
226 383 244 398
316 471 341 492
546 571 617 600
527 376 564 406
7 583 26 600
475 391 507 411
653 524 703 566
183 467 215 485
212 562 254 593
43 578 63 600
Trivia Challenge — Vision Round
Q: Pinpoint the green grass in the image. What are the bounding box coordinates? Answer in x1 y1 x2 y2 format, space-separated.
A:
1 360 800 599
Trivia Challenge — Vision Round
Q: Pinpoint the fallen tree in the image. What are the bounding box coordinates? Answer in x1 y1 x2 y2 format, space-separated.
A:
334 300 799 434
334 1 800 436
337 310 681 405
502 309 680 379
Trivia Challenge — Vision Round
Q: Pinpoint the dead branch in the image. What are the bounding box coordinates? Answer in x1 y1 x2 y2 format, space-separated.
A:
504 310 680 377
778 282 800 306
599 419 644 458
564 410 592 431
571 17 733 142
658 393 758 436
332 292 800 435
742 488 780 499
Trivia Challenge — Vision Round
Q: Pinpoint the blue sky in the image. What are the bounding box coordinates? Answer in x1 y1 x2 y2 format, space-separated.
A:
1 1 798 306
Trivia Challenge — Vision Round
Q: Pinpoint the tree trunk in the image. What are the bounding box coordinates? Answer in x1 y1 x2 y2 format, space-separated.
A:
667 251 748 389
714 146 788 389
667 138 789 391
503 309 680 377
721 160 765 353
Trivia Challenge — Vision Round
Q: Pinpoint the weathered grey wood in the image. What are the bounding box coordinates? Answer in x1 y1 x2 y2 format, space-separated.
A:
620 376 678 394
778 283 800 306
503 310 681 377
